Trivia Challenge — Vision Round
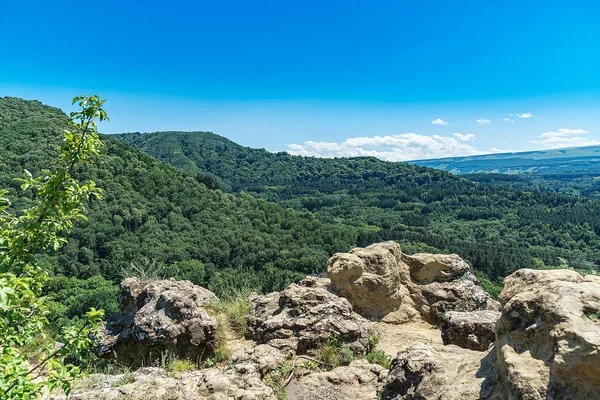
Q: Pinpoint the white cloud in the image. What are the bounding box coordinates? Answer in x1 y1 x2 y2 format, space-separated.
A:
539 128 589 138
517 112 534 119
453 133 476 142
502 117 514 123
532 128 599 149
476 117 491 124
287 132 487 161
431 118 449 126
490 148 513 153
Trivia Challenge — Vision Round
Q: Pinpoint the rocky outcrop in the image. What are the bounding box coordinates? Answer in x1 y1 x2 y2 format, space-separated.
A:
246 277 376 354
97 278 218 366
231 344 287 376
287 359 387 400
327 241 499 324
383 268 600 400
440 310 500 351
496 269 600 399
383 344 502 400
56 366 276 400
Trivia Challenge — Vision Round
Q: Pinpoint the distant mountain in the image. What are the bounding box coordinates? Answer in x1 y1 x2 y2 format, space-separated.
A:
411 146 600 198
411 146 600 175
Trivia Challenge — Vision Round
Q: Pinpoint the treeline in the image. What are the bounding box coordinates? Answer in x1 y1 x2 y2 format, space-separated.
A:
466 172 600 199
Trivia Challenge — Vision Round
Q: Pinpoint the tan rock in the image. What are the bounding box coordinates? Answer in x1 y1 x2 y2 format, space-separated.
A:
383 344 503 400
51 366 276 400
246 277 376 354
496 268 600 399
383 268 600 400
328 241 499 324
287 360 388 400
374 321 443 357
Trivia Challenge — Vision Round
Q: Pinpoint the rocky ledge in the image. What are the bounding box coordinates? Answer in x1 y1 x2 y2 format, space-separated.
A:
59 242 599 400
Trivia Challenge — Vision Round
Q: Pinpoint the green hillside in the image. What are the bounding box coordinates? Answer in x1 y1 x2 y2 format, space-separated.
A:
119 131 600 279
0 97 363 325
3 98 600 327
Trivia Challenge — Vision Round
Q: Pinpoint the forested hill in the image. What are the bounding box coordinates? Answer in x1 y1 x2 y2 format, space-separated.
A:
120 130 600 279
0 97 369 324
3 97 600 325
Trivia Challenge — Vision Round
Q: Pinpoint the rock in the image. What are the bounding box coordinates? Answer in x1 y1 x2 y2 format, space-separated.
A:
374 321 443 357
440 310 500 351
383 343 502 400
496 269 600 399
246 277 376 354
327 241 499 324
231 344 288 376
287 359 388 400
245 291 280 341
383 268 600 400
97 278 218 366
54 366 276 400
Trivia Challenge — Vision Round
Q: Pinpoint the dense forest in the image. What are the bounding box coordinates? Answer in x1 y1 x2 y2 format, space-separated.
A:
3 97 600 328
120 130 600 277
0 98 360 327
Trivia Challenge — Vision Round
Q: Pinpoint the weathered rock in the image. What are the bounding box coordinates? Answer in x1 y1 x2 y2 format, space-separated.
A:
383 343 502 400
53 366 276 400
245 291 280 341
287 359 388 400
97 278 218 366
383 268 600 400
246 277 376 354
496 269 600 400
440 310 500 351
327 241 500 324
231 344 288 376
374 320 444 357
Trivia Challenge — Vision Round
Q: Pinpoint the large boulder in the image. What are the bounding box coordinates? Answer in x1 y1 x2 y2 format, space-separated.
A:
287 359 388 400
246 277 376 354
440 310 500 351
97 278 218 366
383 344 502 400
54 366 276 400
327 241 499 324
496 269 600 399
383 268 600 400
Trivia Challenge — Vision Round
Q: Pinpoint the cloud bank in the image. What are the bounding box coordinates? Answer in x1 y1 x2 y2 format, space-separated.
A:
287 133 486 161
453 133 476 142
532 128 599 149
476 118 491 124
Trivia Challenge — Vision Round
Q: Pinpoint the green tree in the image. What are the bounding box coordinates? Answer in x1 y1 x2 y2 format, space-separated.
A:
0 95 107 399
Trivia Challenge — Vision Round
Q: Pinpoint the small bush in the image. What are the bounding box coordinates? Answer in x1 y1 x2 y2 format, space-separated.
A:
207 292 252 337
365 349 391 369
262 362 293 400
168 359 196 372
111 372 134 387
316 335 357 370
586 311 600 322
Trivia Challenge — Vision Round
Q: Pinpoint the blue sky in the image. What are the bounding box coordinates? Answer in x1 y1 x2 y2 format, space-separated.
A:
1 0 600 160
